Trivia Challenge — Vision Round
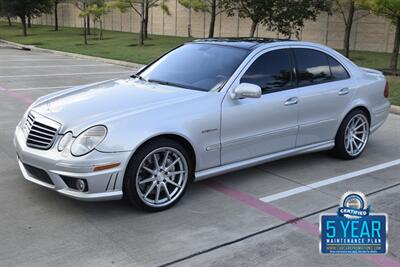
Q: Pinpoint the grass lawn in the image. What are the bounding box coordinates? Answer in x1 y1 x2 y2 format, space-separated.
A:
0 22 192 64
386 76 400 106
0 22 399 105
345 50 400 106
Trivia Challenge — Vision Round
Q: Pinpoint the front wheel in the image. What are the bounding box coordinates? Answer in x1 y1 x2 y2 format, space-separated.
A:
123 138 192 211
333 109 370 160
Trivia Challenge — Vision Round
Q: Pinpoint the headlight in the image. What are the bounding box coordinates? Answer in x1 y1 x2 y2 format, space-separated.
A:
58 132 73 152
71 126 107 156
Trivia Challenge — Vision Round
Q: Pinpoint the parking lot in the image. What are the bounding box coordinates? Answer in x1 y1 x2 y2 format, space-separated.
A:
0 44 399 267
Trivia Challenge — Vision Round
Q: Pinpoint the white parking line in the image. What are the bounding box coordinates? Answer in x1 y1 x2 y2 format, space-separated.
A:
8 86 72 91
0 71 131 78
0 64 113 69
259 159 400 203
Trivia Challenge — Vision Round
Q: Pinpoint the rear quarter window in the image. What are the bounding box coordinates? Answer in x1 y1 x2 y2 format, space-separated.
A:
328 56 350 81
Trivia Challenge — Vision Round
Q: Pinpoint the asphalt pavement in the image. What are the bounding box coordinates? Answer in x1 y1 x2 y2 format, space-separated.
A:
0 44 399 267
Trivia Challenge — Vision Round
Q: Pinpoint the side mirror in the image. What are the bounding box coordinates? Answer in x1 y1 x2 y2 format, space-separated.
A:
230 83 262 100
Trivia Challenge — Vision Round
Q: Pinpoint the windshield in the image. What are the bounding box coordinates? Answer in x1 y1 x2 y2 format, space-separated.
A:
139 43 249 92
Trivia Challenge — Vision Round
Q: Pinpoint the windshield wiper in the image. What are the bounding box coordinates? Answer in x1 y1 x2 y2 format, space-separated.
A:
131 74 146 81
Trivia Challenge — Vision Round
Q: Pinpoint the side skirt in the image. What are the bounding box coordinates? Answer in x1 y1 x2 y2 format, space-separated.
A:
194 140 335 182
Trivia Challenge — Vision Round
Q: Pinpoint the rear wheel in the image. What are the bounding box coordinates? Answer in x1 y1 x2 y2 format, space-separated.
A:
333 109 370 160
123 138 192 211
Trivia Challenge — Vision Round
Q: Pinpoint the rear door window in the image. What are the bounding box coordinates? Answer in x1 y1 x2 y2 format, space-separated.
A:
293 48 331 86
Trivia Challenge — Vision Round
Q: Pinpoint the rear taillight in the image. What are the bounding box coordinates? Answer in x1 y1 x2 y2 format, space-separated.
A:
384 81 389 98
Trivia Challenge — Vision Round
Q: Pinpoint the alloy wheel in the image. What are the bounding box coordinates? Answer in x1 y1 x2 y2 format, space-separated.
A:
344 114 369 157
135 147 188 208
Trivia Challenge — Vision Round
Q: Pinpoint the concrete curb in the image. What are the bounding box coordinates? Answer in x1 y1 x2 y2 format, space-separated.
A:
391 105 400 115
0 39 144 69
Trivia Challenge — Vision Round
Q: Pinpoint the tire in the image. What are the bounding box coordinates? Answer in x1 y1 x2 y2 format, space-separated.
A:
123 138 193 211
333 109 370 160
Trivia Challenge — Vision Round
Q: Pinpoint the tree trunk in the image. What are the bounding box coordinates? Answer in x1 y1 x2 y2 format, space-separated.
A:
208 0 216 38
249 20 258 37
144 0 149 39
82 2 88 45
139 0 145 46
93 20 97 37
7 16 12 27
144 17 148 39
390 17 400 73
188 6 192 37
100 19 103 40
54 1 59 31
20 16 27 36
343 1 355 58
27 15 31 28
83 17 88 45
87 15 91 35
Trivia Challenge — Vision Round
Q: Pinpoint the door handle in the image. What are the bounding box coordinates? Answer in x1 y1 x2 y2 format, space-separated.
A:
284 97 299 106
338 88 350 96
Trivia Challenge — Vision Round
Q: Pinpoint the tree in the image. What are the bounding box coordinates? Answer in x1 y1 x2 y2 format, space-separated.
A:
54 0 59 31
81 0 111 40
110 0 146 46
27 12 31 28
332 1 370 58
222 0 328 38
87 12 91 35
208 0 217 37
75 0 92 45
144 1 170 38
0 0 14 26
269 0 330 39
179 0 208 37
7 0 53 36
221 0 274 37
179 0 235 38
357 0 400 73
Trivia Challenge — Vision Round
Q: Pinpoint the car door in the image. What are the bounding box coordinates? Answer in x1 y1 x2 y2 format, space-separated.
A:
220 48 299 165
292 47 353 147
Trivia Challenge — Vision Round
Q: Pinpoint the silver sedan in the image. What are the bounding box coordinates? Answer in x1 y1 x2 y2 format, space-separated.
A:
14 39 391 211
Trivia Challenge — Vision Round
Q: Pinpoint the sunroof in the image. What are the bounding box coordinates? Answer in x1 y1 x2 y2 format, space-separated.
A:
192 38 293 50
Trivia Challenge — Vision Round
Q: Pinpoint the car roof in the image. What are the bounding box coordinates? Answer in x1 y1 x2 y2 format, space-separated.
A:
191 38 295 50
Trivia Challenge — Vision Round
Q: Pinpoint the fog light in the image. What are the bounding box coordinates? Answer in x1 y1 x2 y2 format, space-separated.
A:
76 179 86 192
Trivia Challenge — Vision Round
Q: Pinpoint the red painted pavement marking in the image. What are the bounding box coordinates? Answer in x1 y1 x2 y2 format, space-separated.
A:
0 85 34 104
362 255 400 267
204 180 400 267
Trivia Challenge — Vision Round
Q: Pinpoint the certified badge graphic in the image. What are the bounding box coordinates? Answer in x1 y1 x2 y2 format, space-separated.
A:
338 192 369 219
320 191 388 254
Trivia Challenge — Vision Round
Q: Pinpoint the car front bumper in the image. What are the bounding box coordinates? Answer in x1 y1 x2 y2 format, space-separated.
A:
14 124 131 201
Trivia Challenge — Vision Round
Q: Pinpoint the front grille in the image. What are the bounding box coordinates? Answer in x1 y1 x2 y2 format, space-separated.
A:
23 163 54 185
24 112 60 150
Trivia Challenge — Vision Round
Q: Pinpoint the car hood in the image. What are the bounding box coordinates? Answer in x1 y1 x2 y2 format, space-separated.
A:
31 78 205 133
